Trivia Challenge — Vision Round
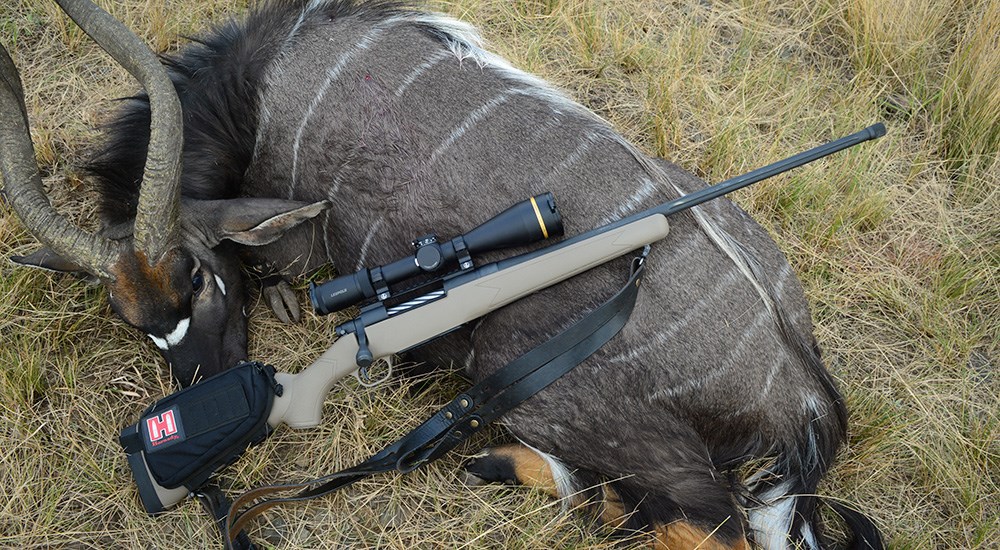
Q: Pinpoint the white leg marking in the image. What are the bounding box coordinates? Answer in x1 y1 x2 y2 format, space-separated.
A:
747 482 799 550
394 49 450 97
355 218 385 270
428 91 515 165
214 274 227 296
515 438 576 508
289 26 388 199
800 521 820 549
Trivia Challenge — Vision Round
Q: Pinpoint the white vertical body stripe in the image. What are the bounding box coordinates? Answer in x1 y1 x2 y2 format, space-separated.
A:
395 49 450 97
289 26 387 199
598 177 657 225
543 132 601 182
355 218 385 270
428 91 514 164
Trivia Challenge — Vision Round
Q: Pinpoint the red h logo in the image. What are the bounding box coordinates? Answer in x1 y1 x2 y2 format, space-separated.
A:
146 410 178 443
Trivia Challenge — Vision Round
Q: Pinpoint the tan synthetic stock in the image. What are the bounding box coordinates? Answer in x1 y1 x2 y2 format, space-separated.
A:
141 458 190 509
268 214 669 428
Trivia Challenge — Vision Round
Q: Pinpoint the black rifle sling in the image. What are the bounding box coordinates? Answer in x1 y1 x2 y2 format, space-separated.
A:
196 485 258 550
224 248 648 547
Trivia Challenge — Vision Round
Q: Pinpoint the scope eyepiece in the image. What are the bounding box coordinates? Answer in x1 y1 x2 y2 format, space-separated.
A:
309 270 375 316
309 192 564 316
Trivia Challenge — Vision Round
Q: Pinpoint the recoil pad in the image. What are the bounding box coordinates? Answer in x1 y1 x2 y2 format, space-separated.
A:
118 361 280 513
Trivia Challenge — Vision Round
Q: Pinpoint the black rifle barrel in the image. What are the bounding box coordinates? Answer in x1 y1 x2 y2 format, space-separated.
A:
490 123 886 273
654 122 886 218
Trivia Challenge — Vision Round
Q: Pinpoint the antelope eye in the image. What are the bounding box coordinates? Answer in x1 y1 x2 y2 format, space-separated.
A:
192 272 205 293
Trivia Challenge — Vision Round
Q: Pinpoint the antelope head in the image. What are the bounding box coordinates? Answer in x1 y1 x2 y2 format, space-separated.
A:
1 0 326 386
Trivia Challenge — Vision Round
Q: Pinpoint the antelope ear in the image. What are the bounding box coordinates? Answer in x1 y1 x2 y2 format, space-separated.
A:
183 198 330 247
10 247 100 283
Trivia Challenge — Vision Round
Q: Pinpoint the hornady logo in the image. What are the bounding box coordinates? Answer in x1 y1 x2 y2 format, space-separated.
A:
147 410 178 444
145 408 183 448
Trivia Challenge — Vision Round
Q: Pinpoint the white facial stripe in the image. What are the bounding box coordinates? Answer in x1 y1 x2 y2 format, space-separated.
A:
147 334 168 351
147 317 190 351
214 274 227 296
165 318 191 347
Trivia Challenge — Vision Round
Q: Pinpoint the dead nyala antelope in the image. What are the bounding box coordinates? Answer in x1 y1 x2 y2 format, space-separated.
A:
1 0 882 548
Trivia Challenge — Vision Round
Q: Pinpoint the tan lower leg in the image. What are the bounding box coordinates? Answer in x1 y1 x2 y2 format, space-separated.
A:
653 521 750 550
481 443 563 498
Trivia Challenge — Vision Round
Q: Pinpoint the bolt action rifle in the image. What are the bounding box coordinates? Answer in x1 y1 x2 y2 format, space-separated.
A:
117 123 886 546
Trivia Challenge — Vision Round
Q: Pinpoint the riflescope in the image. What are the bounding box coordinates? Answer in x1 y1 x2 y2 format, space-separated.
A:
309 192 563 315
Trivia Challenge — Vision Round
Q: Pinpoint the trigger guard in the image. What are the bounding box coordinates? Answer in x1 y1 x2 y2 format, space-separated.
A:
352 356 394 388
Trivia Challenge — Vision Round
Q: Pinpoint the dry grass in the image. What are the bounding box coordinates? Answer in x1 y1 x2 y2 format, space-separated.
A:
1 0 997 548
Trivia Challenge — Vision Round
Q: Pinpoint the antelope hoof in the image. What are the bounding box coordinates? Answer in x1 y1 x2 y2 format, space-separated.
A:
263 280 301 323
459 469 490 487
461 447 519 486
460 444 562 499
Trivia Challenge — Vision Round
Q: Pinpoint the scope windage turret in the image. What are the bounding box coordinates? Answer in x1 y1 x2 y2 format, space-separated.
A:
309 192 563 315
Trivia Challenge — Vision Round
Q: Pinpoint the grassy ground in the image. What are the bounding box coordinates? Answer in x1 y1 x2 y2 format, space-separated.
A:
1 0 997 548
